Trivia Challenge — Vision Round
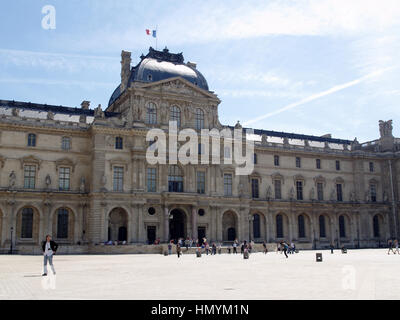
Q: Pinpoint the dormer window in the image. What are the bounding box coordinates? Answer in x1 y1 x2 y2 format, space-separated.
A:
147 74 153 81
27 133 36 147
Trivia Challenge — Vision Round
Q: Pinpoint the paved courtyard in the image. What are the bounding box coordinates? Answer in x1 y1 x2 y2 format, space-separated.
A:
0 249 399 300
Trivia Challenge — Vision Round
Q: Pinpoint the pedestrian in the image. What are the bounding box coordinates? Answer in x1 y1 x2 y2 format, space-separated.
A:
176 243 182 258
395 239 399 254
205 242 210 255
41 235 58 276
240 242 245 255
282 242 289 258
263 241 268 254
189 238 193 248
185 238 189 251
248 242 252 254
290 242 295 254
330 243 334 254
212 243 217 255
388 239 396 255
233 240 238 254
168 241 173 255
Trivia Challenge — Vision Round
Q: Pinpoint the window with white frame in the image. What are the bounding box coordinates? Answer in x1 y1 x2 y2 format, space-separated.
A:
61 137 71 150
24 165 36 189
113 166 124 192
59 167 71 191
146 102 157 124
224 173 232 196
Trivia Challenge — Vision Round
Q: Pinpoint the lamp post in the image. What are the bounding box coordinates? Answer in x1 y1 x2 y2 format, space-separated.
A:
9 227 13 255
248 215 254 243
169 214 173 243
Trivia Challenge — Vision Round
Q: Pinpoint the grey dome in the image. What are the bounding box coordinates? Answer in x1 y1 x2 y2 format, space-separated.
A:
108 47 209 106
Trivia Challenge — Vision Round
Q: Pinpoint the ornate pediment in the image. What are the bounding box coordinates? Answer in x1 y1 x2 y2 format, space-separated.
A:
313 175 326 186
293 174 306 185
334 176 345 186
109 158 128 171
55 158 76 172
20 155 42 170
141 77 218 100
271 172 284 184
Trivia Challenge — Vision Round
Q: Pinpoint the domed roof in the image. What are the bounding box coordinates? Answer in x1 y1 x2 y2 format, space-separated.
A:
108 47 209 106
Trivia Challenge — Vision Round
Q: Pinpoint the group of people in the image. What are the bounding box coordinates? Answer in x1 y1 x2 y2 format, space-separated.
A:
276 241 297 258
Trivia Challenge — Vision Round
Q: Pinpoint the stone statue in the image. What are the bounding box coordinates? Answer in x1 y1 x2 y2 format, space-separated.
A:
12 108 19 117
80 177 86 193
289 187 295 200
8 171 16 188
45 174 52 188
234 121 242 129
379 120 393 138
283 137 289 146
349 191 356 202
238 182 244 197
94 104 105 119
310 187 315 201
100 174 107 191
261 135 268 145
330 189 336 201
47 111 55 120
304 140 310 147
266 185 272 200
383 191 389 202
365 190 370 202
324 141 330 149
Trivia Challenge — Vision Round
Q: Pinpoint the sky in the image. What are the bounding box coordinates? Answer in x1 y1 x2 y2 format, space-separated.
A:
0 0 399 142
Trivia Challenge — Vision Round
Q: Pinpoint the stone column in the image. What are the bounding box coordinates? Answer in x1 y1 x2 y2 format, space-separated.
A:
131 204 137 243
164 206 169 242
191 206 198 240
8 200 16 248
138 205 144 243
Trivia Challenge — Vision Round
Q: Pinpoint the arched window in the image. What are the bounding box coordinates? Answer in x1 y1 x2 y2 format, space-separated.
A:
21 207 34 239
146 102 157 124
373 215 380 238
298 215 306 238
168 165 183 192
57 208 69 239
27 133 36 147
319 215 326 238
276 214 283 238
253 214 261 238
170 106 181 127
339 215 346 238
195 108 204 130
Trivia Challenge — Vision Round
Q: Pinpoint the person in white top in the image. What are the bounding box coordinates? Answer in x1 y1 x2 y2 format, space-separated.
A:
41 235 58 276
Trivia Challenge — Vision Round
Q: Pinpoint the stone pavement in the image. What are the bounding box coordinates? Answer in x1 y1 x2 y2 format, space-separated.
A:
0 249 399 300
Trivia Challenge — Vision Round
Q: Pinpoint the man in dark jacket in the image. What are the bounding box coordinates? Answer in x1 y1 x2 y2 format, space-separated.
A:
42 235 58 276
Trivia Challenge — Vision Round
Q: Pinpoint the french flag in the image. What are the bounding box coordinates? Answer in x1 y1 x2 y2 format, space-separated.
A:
146 29 157 38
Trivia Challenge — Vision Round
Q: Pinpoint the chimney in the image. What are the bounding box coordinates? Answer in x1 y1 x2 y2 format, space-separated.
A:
121 50 132 92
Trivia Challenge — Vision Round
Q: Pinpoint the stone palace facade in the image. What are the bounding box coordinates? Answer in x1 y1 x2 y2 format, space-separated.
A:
0 47 399 254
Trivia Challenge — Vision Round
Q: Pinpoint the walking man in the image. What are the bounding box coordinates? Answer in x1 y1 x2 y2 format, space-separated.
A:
282 242 289 258
42 235 58 276
388 239 396 255
233 240 238 254
176 243 182 258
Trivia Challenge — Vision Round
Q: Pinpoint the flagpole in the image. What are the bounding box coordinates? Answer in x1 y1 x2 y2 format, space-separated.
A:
156 25 158 50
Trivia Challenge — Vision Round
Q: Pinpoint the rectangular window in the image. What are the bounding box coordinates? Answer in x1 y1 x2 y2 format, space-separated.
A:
253 153 257 165
198 143 204 155
296 157 301 168
24 165 36 189
59 167 71 191
296 181 303 200
274 180 282 200
61 137 71 150
369 162 374 172
115 137 123 150
21 210 33 238
316 159 321 169
317 182 324 201
113 166 124 192
224 147 231 159
147 168 157 192
274 155 280 166
197 171 205 194
27 133 36 147
251 178 259 198
336 160 341 171
224 174 232 196
336 184 343 202
370 184 377 202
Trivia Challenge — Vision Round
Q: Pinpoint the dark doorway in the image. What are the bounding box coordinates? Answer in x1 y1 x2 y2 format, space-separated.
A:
118 226 127 241
169 209 185 242
147 226 156 244
198 227 206 244
227 227 236 241
108 227 111 241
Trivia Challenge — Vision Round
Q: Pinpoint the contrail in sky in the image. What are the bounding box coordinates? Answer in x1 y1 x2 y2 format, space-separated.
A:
243 67 395 126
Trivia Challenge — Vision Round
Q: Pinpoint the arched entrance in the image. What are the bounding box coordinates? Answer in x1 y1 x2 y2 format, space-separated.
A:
108 208 128 242
169 209 186 242
222 211 237 242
